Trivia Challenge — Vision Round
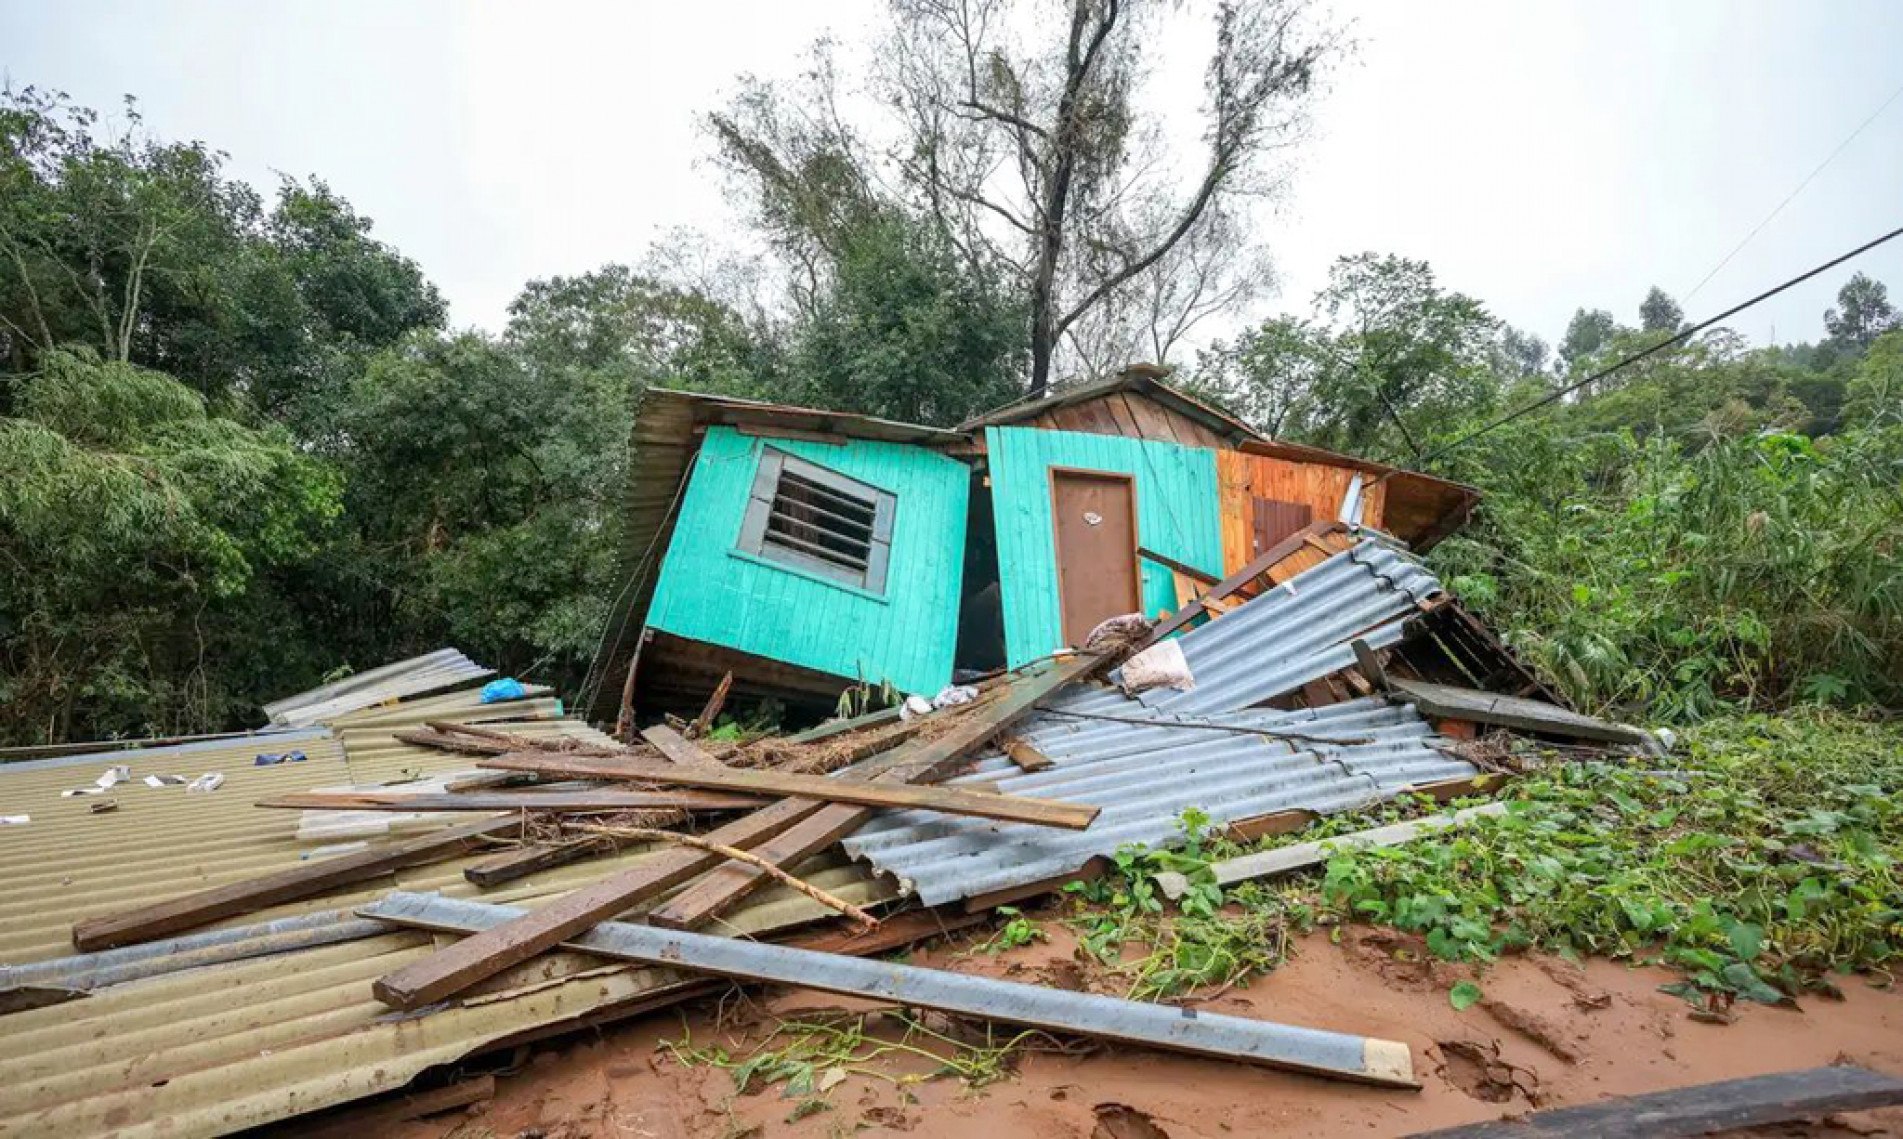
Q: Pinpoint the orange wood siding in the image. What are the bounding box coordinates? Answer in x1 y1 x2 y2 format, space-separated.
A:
1215 451 1386 575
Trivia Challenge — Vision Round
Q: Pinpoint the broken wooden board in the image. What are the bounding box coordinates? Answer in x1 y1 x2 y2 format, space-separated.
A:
1388 678 1655 746
71 815 521 952
479 748 1100 830
255 789 766 813
1000 735 1053 773
688 671 733 738
361 891 1419 1089
643 653 1105 931
1407 1065 1903 1137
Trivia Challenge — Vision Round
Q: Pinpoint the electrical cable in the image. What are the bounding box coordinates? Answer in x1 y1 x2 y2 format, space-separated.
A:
1374 222 1903 482
1684 79 1903 305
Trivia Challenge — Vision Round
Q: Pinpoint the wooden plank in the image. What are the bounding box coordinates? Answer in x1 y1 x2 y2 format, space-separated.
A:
464 840 607 888
375 659 1100 1008
72 816 521 952
1137 545 1220 586
637 724 731 769
1389 678 1653 745
780 703 904 745
688 671 734 738
1139 522 1350 647
1408 1065 1903 1138
482 745 1100 830
1000 735 1053 773
644 653 1105 931
255 789 767 813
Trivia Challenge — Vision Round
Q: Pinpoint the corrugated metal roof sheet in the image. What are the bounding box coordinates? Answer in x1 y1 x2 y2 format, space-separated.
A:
842 541 1477 906
844 698 1475 905
0 683 893 1139
261 648 495 727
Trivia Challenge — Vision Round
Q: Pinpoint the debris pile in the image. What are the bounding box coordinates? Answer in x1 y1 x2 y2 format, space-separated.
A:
0 533 1671 1137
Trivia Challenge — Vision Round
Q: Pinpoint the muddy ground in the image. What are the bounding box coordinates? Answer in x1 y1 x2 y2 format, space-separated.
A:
364 911 1903 1139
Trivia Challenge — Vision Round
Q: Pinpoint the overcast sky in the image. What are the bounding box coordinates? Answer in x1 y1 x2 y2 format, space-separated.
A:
7 0 1901 354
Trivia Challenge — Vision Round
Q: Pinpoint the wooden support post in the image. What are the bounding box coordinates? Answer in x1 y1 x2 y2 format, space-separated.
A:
614 627 653 743
688 671 733 739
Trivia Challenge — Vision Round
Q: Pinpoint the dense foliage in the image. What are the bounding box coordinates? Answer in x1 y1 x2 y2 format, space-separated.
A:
2 78 1901 745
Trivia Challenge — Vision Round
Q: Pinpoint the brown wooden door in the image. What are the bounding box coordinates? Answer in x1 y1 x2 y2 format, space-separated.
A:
1252 497 1313 555
1051 469 1140 645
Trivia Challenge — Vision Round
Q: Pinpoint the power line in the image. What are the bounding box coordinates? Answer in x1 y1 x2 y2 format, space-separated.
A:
1684 79 1903 305
1380 222 1903 480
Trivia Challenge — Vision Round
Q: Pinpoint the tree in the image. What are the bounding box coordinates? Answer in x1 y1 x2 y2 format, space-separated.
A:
1824 272 1898 352
0 88 442 417
1558 307 1619 373
884 0 1336 396
1192 253 1501 456
504 264 778 395
1494 325 1549 381
790 216 1026 425
709 1 1338 397
333 331 633 679
1639 286 1683 335
0 349 341 742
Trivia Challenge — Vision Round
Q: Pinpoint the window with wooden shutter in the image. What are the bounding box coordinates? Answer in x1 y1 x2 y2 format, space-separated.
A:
738 449 896 593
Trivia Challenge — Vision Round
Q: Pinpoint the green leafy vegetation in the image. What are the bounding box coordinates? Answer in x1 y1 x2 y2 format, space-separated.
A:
1053 713 1902 1010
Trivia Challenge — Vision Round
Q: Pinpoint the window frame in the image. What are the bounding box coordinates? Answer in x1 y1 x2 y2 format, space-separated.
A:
737 448 896 595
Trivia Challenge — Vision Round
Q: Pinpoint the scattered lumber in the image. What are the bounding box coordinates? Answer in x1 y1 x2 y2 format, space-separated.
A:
372 656 1100 1008
72 815 520 952
360 891 1419 1089
644 653 1106 930
1407 1065 1903 1138
1154 803 1509 900
255 789 767 813
569 823 879 929
480 742 1101 830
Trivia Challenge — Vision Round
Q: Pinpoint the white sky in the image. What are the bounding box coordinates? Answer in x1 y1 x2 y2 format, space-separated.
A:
6 0 1902 354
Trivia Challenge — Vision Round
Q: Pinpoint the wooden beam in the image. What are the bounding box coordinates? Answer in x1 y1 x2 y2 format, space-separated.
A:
464 840 608 888
482 743 1100 830
72 816 521 952
1137 546 1219 586
1139 522 1349 647
1000 735 1053 772
688 671 734 738
1409 1065 1903 1138
373 658 1101 1009
644 654 1105 931
255 789 767 813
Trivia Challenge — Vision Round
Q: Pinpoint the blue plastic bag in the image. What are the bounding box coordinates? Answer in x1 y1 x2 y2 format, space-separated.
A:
480 678 528 704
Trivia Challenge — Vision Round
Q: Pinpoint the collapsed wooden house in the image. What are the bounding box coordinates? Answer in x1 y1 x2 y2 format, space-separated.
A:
587 367 1482 722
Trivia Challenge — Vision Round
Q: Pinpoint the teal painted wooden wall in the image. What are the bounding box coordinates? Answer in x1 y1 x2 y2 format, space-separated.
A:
646 427 969 695
986 425 1223 667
